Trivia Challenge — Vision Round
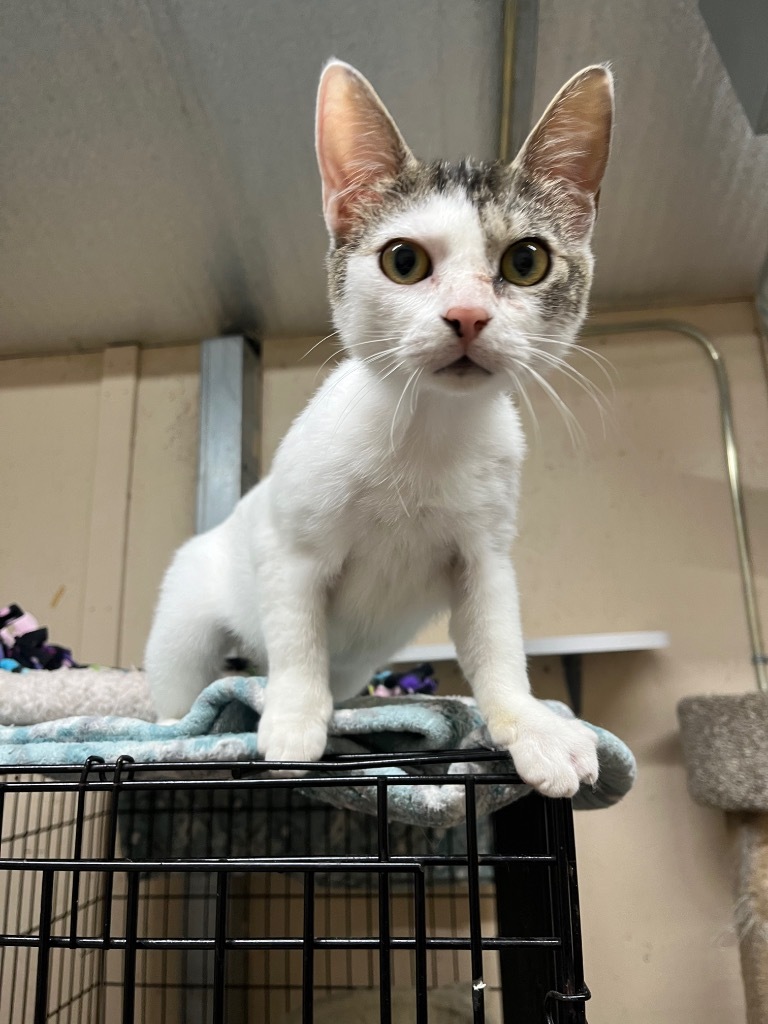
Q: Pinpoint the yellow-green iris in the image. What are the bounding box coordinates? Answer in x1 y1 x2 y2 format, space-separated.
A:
500 238 551 286
380 239 432 285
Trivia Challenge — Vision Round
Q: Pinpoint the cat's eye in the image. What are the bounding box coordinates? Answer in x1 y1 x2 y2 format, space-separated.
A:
500 238 551 286
379 239 432 285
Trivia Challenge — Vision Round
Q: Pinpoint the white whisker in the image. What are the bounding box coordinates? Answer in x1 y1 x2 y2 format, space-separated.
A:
390 369 419 452
333 357 408 434
392 476 411 518
520 363 585 450
531 349 607 413
300 329 340 362
533 335 616 384
529 347 614 442
506 369 541 445
313 345 346 382
409 368 423 415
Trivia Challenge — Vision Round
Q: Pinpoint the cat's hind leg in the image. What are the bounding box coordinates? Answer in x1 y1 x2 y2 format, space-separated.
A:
144 538 232 720
255 556 334 769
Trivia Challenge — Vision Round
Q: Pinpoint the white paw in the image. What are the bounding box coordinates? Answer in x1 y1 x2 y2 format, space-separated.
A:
487 699 598 798
257 707 329 776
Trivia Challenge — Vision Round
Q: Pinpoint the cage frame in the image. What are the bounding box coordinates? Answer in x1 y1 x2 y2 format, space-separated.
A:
0 750 590 1024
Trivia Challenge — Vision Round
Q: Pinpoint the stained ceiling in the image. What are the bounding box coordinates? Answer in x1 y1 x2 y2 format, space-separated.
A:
2 0 767 356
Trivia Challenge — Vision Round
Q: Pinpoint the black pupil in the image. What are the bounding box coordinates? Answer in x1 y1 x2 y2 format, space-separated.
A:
512 244 536 276
394 245 417 277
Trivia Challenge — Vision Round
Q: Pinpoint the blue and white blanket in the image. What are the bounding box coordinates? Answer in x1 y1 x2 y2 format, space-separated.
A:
0 675 635 827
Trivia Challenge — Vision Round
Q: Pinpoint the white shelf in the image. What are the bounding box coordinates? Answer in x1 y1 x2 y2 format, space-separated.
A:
391 631 669 665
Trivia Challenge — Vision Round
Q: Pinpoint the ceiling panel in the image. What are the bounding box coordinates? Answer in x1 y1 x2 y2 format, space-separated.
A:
0 0 504 353
535 0 768 311
1 1 767 355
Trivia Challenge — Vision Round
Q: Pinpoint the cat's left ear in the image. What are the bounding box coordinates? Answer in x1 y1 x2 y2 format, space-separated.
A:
316 60 413 241
514 65 614 235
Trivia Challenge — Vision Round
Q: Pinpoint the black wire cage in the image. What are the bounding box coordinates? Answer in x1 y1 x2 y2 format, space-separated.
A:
0 751 590 1024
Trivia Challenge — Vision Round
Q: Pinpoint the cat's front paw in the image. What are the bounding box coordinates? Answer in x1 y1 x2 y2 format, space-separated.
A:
487 699 598 798
257 706 330 776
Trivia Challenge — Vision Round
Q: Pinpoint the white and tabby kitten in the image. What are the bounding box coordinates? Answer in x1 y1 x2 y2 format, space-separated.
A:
145 60 613 797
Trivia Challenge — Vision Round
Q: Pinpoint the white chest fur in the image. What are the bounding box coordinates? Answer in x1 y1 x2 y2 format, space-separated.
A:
219 360 525 681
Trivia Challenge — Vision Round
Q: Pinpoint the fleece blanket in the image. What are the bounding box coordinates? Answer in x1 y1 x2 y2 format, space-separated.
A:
0 666 154 726
0 673 635 827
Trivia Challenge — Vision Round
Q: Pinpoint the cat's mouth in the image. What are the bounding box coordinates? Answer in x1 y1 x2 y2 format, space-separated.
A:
435 354 493 377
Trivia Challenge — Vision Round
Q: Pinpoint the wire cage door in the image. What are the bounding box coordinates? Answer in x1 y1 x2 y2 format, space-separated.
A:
0 752 590 1023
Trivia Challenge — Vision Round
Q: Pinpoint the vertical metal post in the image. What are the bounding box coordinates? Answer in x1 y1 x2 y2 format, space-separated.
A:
302 873 315 1024
212 872 230 1024
122 873 140 1024
377 779 393 1024
493 795 556 1023
33 870 55 1024
182 872 217 1024
186 336 262 1022
499 0 540 163
546 798 589 1024
196 336 262 535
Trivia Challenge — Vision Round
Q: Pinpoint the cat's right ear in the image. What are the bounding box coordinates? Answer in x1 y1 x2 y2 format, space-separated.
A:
514 65 614 235
316 60 413 241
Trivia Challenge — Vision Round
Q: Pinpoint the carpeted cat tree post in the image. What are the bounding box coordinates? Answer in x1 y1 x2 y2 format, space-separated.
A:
678 688 768 1022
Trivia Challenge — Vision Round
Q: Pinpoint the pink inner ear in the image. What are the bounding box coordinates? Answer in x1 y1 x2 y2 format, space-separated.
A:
316 63 410 239
316 90 350 196
518 67 612 202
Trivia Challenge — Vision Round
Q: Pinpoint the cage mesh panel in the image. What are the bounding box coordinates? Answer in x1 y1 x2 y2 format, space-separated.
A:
0 756 588 1024
0 776 110 1023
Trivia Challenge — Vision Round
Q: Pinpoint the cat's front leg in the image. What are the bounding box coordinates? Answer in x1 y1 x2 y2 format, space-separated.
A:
256 554 333 770
449 547 598 798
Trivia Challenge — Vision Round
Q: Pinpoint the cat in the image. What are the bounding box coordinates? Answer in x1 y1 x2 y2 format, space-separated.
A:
145 59 613 798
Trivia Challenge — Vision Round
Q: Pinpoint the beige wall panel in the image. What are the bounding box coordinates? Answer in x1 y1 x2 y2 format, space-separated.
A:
261 338 341 470
0 345 200 669
80 345 139 665
119 345 200 667
0 352 102 655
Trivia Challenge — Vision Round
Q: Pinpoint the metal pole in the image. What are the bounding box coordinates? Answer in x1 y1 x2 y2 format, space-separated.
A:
498 0 539 163
581 319 768 693
196 336 262 535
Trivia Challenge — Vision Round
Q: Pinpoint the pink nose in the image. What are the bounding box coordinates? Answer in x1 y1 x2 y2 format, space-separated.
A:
443 307 491 348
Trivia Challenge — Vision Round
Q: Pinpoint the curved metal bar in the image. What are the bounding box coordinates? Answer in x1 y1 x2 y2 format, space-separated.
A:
580 319 767 693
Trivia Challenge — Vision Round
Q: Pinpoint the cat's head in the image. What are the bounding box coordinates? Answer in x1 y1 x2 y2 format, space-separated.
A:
315 60 613 397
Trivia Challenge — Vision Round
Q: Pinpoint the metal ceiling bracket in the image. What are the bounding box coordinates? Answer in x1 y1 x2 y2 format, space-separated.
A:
196 336 262 535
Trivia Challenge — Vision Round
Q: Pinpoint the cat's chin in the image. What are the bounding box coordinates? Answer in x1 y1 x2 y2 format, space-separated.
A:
430 355 496 394
436 355 493 377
